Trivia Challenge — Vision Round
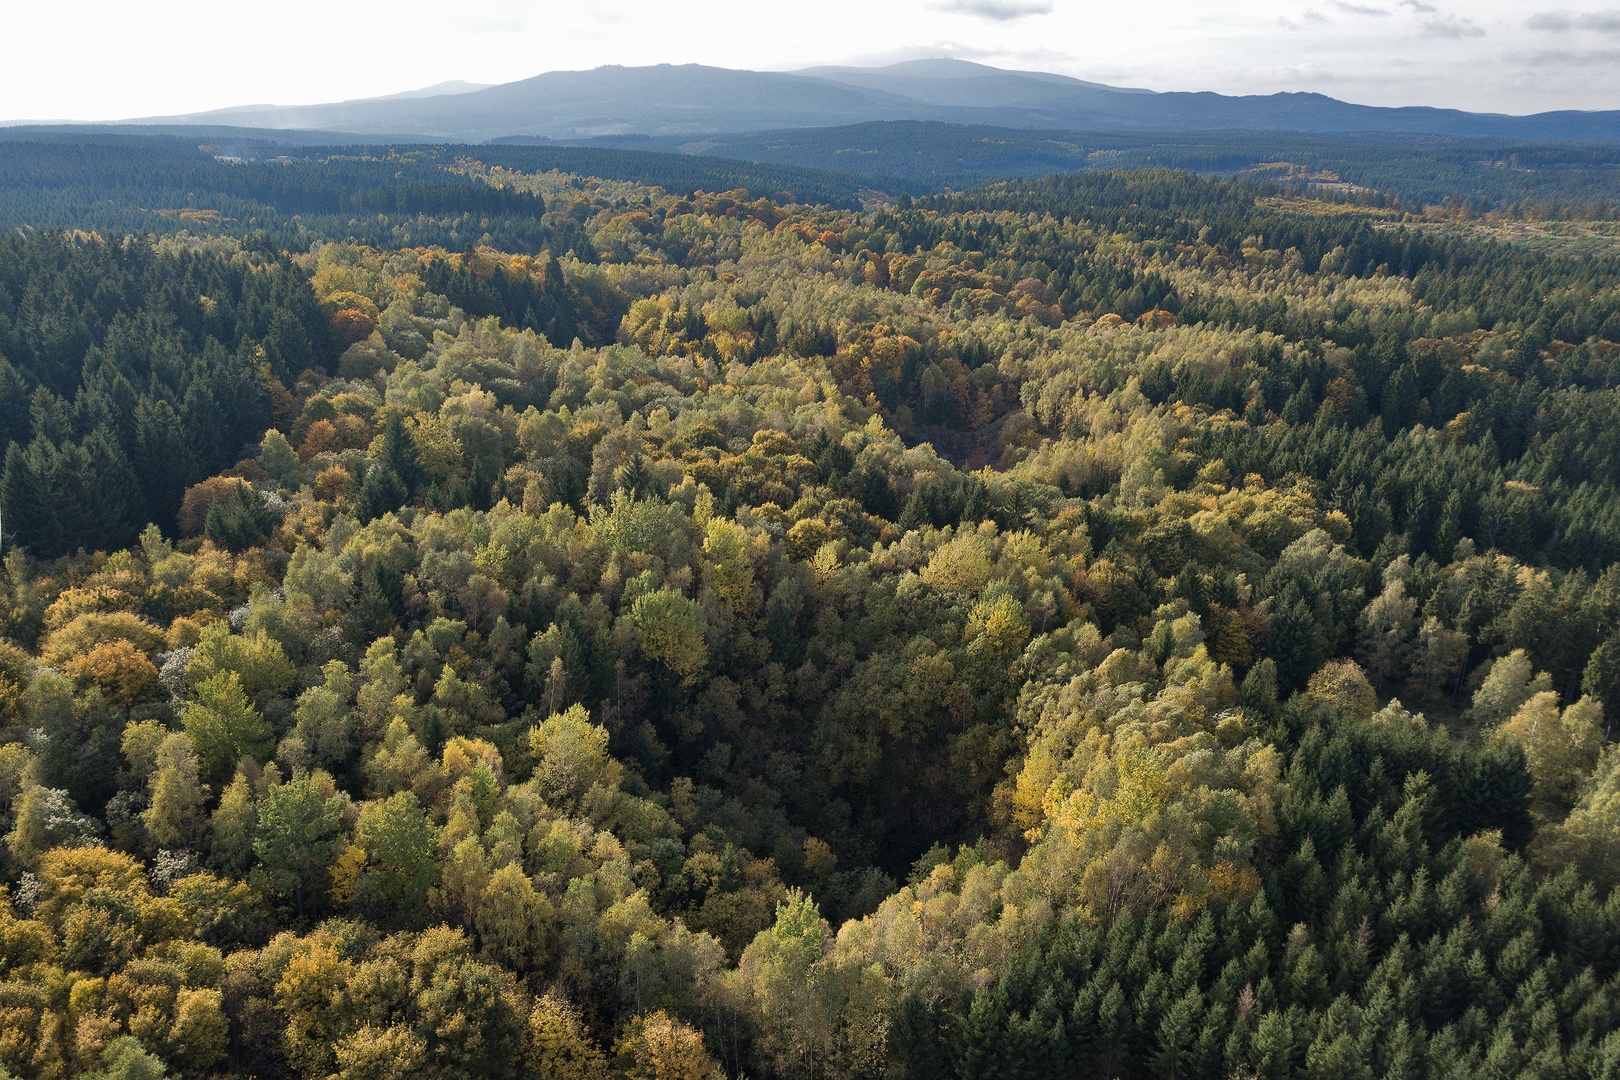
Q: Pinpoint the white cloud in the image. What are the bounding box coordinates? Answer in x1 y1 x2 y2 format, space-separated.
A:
1280 8 1331 29
0 0 1612 122
1421 13 1485 35
1504 45 1620 63
928 0 1054 20
1526 9 1620 31
1246 61 1340 84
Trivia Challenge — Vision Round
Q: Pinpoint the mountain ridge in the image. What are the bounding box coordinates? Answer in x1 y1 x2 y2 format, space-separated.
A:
22 59 1620 143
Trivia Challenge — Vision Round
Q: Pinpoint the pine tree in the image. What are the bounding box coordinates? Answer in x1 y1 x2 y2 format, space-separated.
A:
0 439 57 558
0 358 29 451
133 396 198 530
1267 590 1324 693
1155 987 1204 1080
1251 1010 1297 1080
952 991 1009 1080
613 453 657 501
1582 635 1620 709
376 411 421 488
356 462 407 524
468 456 496 512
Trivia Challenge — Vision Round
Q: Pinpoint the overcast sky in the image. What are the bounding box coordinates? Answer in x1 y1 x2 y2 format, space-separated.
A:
5 0 1616 121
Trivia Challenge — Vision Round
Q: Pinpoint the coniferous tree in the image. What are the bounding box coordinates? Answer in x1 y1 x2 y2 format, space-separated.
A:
356 463 407 524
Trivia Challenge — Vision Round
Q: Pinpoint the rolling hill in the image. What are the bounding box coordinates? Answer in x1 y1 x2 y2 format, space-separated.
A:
97 59 1620 143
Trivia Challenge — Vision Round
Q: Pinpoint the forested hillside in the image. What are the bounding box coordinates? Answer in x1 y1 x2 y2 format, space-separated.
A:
0 138 876 243
570 122 1620 214
0 150 1617 1080
0 234 328 557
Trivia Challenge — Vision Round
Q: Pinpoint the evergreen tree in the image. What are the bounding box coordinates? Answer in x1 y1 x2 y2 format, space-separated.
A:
356 463 407 524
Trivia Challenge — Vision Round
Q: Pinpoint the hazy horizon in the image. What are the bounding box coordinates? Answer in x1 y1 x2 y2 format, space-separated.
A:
6 0 1620 124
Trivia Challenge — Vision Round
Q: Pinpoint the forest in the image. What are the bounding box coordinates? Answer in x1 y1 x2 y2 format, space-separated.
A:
565 122 1620 215
0 137 877 243
0 140 1617 1080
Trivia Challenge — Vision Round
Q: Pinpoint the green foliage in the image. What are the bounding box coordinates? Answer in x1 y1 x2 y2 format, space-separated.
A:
253 775 345 917
0 230 323 558
81 1037 167 1080
0 152 1619 1080
188 622 297 698
356 462 408 524
529 704 612 807
203 483 281 551
257 428 300 482
630 588 709 685
183 672 275 788
355 791 440 929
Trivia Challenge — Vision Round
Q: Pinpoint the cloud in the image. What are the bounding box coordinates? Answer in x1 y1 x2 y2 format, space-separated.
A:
929 0 1054 19
469 15 528 32
1526 9 1620 31
1421 13 1484 36
1249 62 1338 84
1330 0 1391 13
1504 45 1620 64
1280 7 1331 27
805 42 1081 71
1398 0 1437 10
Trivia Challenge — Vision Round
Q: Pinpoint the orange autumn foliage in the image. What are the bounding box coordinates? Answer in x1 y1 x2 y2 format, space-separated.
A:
300 415 373 461
41 612 168 668
300 419 344 461
62 639 163 708
331 308 378 345
180 477 256 537
313 465 353 501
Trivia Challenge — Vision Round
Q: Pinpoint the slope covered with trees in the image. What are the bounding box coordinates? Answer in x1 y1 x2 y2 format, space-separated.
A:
575 121 1620 215
0 137 878 244
0 233 329 558
0 151 1617 1080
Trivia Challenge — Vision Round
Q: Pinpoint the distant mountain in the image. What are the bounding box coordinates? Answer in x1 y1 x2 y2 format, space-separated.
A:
123 66 930 141
799 58 1157 106
368 80 495 101
52 59 1620 143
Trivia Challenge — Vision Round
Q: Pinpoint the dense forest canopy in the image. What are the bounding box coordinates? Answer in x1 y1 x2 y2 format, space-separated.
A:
0 137 878 242
0 138 1617 1080
5 128 1620 252
564 122 1620 215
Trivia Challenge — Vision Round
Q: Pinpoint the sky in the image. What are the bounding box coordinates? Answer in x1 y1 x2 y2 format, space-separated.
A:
4 0 1617 121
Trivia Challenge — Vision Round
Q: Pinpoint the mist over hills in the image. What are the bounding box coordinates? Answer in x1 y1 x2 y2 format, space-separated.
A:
96 59 1620 143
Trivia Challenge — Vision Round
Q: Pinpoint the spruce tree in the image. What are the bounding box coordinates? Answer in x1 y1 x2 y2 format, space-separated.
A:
357 462 407 524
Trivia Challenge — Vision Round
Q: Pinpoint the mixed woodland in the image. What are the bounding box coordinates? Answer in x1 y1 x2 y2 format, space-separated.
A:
568 122 1620 215
0 143 1617 1080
